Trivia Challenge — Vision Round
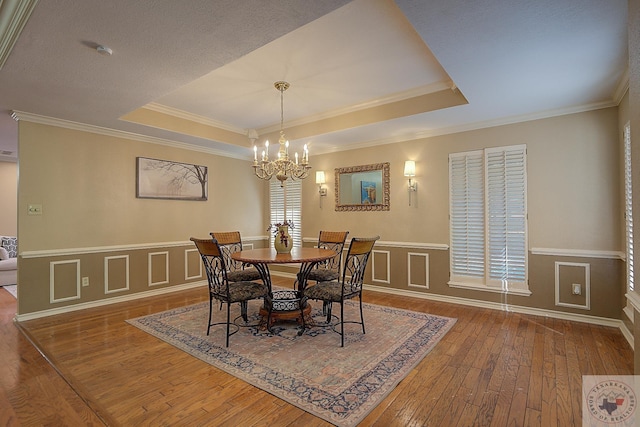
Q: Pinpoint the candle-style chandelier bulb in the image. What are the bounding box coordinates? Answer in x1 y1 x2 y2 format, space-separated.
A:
252 81 311 186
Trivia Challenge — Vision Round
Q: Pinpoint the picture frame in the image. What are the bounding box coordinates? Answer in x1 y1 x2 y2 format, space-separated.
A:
136 157 208 201
335 162 390 212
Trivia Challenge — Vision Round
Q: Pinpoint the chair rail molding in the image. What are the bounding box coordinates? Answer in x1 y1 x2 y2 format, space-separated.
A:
530 247 624 260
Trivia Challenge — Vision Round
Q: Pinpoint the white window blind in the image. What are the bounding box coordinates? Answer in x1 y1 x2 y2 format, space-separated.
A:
449 145 528 294
625 123 634 292
485 146 527 289
450 150 485 283
269 179 302 248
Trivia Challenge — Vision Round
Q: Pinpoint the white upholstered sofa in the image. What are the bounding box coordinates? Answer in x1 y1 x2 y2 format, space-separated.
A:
0 236 17 286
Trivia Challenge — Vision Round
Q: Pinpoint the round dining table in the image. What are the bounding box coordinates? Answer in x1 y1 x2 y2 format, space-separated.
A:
231 247 336 333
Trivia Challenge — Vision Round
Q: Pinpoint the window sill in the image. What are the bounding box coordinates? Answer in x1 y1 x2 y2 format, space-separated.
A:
448 280 532 296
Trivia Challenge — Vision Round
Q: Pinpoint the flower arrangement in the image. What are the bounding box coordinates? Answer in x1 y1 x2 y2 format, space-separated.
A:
267 220 295 235
268 220 295 250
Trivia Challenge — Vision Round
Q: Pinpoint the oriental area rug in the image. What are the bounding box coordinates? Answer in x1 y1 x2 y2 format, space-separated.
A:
127 298 456 427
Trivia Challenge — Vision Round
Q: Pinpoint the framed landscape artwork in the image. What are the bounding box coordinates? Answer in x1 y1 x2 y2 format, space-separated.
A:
136 157 208 201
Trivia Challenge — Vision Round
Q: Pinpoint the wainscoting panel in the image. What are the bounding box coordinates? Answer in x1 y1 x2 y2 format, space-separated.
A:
184 248 202 281
17 239 624 322
555 261 590 310
148 251 169 287
50 259 81 303
372 250 390 284
408 252 429 289
105 255 130 294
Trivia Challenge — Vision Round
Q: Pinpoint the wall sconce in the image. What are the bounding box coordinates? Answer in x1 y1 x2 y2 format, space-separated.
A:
316 171 327 207
404 160 417 206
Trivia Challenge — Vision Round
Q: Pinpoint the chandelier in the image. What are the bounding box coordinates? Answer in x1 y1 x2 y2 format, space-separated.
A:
252 81 311 185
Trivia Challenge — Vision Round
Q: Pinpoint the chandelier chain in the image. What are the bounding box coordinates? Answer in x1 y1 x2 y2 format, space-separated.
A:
252 81 311 185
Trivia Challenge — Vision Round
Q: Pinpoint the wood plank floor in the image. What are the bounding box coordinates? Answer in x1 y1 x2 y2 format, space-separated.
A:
1 278 634 426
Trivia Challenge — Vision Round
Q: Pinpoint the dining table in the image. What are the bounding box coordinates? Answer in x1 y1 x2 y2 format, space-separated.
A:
231 247 336 333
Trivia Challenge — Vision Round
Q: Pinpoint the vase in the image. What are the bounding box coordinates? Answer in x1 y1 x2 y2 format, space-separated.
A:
274 225 293 254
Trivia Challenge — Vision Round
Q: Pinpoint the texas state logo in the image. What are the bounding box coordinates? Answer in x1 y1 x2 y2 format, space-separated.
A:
584 377 637 425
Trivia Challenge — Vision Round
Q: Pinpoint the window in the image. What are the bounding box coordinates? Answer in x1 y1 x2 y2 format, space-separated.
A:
269 179 302 248
449 145 529 295
625 123 634 292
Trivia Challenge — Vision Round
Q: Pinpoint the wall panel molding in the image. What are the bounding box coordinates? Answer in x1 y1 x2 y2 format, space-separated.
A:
184 248 202 281
148 251 169 287
371 249 390 284
50 259 81 303
554 261 591 310
105 255 130 294
408 252 429 289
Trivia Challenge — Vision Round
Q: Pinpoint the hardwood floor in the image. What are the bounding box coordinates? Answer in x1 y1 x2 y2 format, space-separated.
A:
1 278 634 426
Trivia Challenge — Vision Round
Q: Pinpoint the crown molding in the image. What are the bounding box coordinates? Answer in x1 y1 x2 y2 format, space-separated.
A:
0 0 38 70
11 111 246 160
317 99 620 155
613 67 630 105
257 81 455 135
143 102 247 135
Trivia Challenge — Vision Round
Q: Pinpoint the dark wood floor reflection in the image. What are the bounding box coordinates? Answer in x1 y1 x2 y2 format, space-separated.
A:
1 277 634 426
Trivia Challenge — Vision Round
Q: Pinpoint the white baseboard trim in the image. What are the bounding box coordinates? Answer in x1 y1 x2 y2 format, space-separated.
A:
362 283 634 349
14 280 207 322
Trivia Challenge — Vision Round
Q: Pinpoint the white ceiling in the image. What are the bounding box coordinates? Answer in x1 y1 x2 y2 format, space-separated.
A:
0 0 628 162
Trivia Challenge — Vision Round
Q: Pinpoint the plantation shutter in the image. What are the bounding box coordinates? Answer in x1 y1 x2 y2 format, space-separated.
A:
624 123 634 292
449 150 485 283
485 145 527 289
269 179 302 248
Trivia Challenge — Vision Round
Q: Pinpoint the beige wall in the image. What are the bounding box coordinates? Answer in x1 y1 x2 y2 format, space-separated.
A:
299 108 623 320
18 123 266 250
14 105 625 320
302 108 621 251
0 161 17 236
17 121 266 314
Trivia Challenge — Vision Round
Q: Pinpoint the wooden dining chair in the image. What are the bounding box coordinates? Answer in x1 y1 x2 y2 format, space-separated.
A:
303 236 379 346
210 231 261 283
190 237 268 347
306 230 349 284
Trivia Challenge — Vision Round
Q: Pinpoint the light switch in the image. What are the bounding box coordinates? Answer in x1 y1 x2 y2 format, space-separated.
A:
28 204 42 215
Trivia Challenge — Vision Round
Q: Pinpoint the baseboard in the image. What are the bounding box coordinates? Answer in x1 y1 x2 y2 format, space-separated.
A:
14 281 207 322
361 283 634 349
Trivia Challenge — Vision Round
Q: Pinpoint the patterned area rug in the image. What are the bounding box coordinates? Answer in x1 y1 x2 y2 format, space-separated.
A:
127 299 456 427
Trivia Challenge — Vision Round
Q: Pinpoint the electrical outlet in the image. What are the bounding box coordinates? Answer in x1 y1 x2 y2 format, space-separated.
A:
82 277 89 287
572 283 581 295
